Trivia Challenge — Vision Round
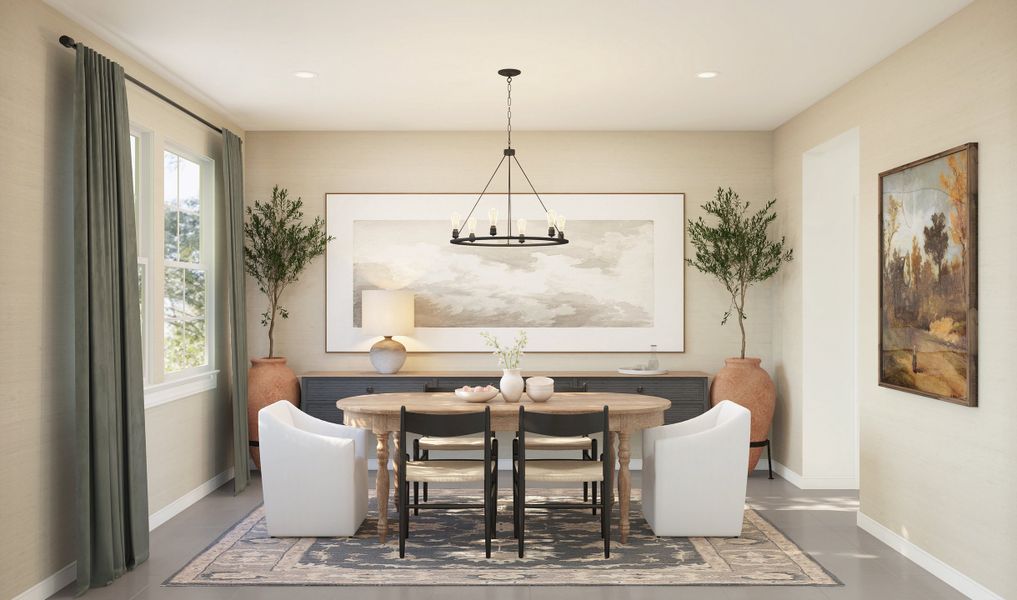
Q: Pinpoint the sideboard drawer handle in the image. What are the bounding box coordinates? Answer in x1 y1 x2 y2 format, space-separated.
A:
366 386 375 394
636 385 645 394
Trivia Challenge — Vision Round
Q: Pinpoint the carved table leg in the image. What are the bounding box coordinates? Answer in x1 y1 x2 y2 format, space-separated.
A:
375 431 390 543
617 431 632 544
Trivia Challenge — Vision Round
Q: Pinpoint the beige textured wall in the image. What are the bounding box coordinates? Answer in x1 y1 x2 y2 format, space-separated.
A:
244 131 775 462
773 0 1017 596
0 1 242 598
244 130 774 376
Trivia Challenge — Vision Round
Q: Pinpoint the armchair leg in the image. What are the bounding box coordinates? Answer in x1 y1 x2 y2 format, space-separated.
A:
592 481 598 515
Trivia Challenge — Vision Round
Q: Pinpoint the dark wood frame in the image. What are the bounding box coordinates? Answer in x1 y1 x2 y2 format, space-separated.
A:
322 192 687 354
877 143 978 406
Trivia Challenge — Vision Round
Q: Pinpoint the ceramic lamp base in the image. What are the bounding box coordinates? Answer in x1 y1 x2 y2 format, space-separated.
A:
370 336 407 374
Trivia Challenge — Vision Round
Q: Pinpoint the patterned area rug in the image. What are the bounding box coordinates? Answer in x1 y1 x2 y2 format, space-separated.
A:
167 490 839 586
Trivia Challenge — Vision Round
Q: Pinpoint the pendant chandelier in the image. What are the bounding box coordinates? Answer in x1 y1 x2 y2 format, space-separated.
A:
450 69 568 247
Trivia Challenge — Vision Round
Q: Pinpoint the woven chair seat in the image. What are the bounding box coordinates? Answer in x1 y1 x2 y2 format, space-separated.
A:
405 460 494 483
524 460 605 483
419 435 593 451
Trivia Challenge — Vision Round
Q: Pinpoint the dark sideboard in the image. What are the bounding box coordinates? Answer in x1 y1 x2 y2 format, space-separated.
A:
300 371 710 426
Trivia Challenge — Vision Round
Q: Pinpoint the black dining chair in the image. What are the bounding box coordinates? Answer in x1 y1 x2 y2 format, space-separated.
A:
397 406 498 558
413 383 598 512
513 406 612 558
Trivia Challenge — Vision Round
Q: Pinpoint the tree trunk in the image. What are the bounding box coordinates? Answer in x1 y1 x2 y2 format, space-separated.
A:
267 295 277 358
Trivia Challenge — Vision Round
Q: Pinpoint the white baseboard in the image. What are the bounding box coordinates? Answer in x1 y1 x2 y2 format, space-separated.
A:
16 468 236 600
755 459 858 490
857 511 1004 600
12 562 75 600
149 467 235 531
368 459 643 471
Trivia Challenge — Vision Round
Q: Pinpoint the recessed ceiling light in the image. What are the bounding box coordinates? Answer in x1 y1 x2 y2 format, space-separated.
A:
293 71 317 79
696 71 719 79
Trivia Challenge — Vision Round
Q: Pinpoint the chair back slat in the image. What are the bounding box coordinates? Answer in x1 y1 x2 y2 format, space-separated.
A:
401 407 490 438
521 408 607 437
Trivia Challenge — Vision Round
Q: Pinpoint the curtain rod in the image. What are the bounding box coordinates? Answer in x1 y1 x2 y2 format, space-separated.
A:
59 35 224 135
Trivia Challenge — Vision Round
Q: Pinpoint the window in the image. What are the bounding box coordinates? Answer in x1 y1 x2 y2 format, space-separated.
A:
162 149 211 375
130 131 149 383
130 125 217 406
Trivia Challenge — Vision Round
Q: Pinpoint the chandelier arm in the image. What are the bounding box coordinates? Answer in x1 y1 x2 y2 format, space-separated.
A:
460 154 507 228
511 155 561 235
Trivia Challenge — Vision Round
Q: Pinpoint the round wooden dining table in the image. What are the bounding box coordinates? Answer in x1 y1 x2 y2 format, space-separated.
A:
337 391 671 544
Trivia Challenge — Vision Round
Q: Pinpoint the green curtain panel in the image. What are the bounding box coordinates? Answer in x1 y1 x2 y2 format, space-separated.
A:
73 44 150 593
222 129 251 494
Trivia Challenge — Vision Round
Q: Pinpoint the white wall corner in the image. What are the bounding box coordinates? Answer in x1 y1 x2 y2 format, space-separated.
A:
857 511 1005 600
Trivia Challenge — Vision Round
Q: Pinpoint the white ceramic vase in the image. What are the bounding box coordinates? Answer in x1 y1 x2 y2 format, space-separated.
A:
500 368 524 402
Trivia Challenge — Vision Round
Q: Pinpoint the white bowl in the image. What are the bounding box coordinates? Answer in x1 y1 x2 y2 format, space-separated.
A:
455 386 499 403
525 377 554 402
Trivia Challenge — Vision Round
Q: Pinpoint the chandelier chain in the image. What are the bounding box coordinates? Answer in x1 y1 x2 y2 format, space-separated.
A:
506 76 512 148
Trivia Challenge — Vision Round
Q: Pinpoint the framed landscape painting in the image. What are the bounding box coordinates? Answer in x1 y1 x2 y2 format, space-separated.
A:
325 193 685 352
878 143 977 406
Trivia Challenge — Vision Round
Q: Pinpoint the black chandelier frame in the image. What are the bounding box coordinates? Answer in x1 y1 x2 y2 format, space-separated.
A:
450 68 568 247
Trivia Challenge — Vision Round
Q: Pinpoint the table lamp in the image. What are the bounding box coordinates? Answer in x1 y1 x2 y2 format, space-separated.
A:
362 290 415 374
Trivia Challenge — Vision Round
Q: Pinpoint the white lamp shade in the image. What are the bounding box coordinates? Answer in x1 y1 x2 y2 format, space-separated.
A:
361 290 415 337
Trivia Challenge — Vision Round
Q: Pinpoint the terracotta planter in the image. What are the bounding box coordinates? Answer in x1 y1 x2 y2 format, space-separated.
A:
710 357 775 473
247 357 300 469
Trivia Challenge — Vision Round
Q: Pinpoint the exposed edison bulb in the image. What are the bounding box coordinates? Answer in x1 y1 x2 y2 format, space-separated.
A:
517 218 527 235
467 217 477 234
556 214 567 231
546 209 557 227
488 207 498 226
451 212 461 230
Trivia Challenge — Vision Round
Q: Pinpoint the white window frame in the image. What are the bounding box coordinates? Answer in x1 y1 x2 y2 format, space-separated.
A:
130 125 153 385
160 141 217 384
129 123 218 408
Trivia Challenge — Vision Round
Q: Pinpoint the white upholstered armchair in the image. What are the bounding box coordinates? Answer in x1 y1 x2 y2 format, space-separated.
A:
641 400 751 537
259 400 369 537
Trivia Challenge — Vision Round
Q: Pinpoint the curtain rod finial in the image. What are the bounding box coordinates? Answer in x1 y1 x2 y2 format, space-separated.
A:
59 35 76 48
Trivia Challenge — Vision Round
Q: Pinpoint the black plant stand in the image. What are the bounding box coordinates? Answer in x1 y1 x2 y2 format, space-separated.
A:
750 439 774 479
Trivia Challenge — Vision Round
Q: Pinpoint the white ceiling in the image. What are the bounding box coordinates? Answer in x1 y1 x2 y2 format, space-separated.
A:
47 0 971 131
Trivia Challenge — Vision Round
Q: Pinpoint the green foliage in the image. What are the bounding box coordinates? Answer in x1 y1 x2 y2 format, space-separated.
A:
686 187 793 358
244 185 334 357
480 330 528 369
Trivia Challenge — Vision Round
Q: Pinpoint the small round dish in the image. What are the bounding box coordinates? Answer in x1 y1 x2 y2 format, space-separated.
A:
525 376 554 402
455 386 499 403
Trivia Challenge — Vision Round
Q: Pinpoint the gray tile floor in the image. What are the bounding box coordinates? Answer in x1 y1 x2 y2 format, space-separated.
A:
53 472 966 600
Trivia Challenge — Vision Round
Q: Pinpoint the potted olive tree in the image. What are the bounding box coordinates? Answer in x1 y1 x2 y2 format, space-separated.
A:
687 187 792 471
244 185 332 466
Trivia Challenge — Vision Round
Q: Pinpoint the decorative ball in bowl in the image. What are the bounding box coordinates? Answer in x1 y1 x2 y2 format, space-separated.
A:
455 385 499 403
525 376 554 402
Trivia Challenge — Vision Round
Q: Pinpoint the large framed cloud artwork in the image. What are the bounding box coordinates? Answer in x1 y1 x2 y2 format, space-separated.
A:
879 144 977 406
325 193 685 352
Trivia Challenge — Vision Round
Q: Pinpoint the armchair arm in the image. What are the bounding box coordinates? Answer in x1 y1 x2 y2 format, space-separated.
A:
287 406 369 459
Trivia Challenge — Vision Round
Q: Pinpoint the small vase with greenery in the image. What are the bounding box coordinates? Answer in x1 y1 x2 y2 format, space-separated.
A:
481 331 528 402
244 185 334 358
686 187 792 472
